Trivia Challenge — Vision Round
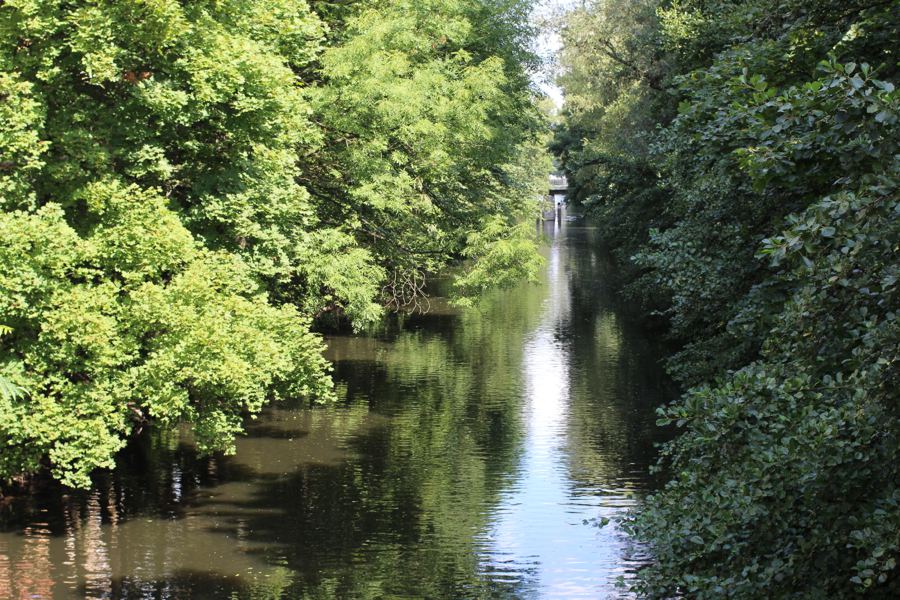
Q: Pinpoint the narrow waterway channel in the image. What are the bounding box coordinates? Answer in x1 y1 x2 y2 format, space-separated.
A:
0 217 671 599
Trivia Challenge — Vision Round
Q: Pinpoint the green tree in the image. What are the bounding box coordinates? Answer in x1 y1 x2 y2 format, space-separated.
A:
0 0 547 487
305 0 548 312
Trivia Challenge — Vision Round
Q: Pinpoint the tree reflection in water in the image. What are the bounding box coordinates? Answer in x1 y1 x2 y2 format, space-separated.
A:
0 220 671 599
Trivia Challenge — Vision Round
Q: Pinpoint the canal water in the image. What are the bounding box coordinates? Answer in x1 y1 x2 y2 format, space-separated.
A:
0 218 671 599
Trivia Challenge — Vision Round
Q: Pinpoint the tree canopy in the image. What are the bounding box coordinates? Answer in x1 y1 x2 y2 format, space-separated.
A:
555 0 899 596
0 0 549 488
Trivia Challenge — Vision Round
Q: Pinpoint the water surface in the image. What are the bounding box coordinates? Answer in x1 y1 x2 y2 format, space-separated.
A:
0 218 671 599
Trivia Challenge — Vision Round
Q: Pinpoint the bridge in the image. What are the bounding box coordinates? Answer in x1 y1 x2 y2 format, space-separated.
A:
549 174 568 194
541 174 569 221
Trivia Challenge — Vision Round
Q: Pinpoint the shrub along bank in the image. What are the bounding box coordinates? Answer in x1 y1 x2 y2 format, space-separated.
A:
554 0 898 596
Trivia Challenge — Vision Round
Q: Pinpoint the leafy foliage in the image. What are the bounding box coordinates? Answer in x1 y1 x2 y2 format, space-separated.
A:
305 0 549 310
0 0 547 486
555 0 899 596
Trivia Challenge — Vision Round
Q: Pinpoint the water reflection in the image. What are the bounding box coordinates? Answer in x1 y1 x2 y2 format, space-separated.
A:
479 221 667 598
0 218 671 599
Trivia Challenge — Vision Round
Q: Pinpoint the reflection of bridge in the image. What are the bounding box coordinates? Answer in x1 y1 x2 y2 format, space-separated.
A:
549 174 568 194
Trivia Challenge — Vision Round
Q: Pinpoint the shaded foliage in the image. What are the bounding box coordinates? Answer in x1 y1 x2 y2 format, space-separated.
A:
555 0 899 596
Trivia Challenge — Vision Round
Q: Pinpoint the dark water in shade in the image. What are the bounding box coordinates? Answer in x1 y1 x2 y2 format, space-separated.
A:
0 218 673 599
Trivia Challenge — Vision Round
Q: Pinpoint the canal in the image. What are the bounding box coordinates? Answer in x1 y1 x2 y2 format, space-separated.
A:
0 218 671 599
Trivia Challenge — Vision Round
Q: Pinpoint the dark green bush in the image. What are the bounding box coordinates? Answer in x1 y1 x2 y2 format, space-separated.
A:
556 0 899 595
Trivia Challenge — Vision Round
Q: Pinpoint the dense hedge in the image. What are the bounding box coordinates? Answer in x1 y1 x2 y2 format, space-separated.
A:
555 0 899 596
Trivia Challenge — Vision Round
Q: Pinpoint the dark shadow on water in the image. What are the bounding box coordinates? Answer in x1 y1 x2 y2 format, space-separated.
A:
243 425 311 440
0 436 263 535
81 570 266 600
84 567 531 600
